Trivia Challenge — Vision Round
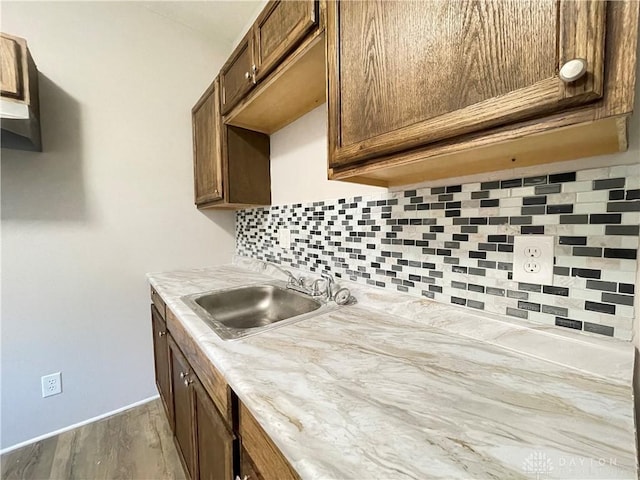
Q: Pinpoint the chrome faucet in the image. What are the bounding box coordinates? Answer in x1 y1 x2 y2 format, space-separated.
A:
261 261 304 287
320 272 335 299
261 261 354 305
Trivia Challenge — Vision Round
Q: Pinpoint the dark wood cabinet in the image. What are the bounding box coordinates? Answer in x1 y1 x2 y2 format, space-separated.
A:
192 377 235 480
155 314 237 480
327 1 639 186
192 77 271 209
193 79 223 206
151 305 173 429
150 293 300 480
0 32 41 151
254 0 318 83
328 0 606 168
220 0 319 115
192 0 326 208
220 31 255 115
169 336 196 479
221 1 325 135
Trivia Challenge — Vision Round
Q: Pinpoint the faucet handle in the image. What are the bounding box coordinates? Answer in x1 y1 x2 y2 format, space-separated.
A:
321 272 335 284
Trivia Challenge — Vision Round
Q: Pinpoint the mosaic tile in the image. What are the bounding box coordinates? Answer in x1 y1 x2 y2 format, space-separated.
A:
236 167 638 340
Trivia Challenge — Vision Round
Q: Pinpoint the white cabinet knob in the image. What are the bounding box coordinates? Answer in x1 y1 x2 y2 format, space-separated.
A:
559 58 587 83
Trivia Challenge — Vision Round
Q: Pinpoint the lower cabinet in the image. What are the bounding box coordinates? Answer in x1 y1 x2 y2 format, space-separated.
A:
169 336 197 478
150 298 298 480
151 305 173 428
192 378 235 480
167 335 236 480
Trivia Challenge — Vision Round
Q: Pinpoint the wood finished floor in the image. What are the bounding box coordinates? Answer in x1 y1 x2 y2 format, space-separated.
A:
1 399 186 480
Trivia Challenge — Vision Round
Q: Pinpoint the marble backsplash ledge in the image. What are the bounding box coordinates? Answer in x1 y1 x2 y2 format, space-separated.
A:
236 164 640 341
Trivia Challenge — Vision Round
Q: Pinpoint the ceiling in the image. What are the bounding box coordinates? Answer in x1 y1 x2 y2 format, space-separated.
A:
140 1 265 48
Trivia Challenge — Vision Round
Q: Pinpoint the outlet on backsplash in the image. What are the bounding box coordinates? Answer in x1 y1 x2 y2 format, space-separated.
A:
278 228 291 250
512 236 554 285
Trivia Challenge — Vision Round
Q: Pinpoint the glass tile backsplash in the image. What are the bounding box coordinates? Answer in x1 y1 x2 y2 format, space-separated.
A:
236 165 639 340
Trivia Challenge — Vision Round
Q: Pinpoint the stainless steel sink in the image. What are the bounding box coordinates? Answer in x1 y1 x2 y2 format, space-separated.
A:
181 282 337 340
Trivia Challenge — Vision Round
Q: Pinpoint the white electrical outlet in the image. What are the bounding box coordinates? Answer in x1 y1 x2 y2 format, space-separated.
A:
278 228 291 250
41 372 62 398
512 235 554 285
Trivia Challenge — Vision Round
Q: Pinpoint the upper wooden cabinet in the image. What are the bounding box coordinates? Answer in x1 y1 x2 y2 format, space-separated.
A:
193 79 224 205
0 32 42 151
220 31 255 116
1 35 23 99
221 1 319 116
192 77 271 209
254 0 319 82
222 0 325 134
327 1 639 186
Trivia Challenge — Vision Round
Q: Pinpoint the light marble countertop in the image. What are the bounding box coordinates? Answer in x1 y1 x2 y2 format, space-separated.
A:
147 259 637 480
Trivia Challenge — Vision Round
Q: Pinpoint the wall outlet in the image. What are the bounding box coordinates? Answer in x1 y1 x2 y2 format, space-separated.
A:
41 372 62 398
278 228 291 250
512 235 554 285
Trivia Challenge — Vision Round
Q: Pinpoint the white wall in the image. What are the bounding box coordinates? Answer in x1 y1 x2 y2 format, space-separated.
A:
1 2 235 449
270 105 386 204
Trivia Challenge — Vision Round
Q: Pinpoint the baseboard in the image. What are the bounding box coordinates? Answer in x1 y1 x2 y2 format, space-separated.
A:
0 394 160 455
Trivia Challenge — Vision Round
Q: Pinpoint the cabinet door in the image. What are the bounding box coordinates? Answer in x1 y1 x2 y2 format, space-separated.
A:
151 305 173 430
253 0 318 82
327 0 607 168
220 32 255 115
169 338 196 479
0 34 23 99
193 78 223 206
192 378 235 480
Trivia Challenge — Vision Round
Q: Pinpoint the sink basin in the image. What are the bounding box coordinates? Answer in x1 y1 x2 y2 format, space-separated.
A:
181 282 336 340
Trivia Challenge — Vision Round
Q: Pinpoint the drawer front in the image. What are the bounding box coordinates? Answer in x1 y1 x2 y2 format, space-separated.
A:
166 308 232 427
239 403 299 480
150 285 166 320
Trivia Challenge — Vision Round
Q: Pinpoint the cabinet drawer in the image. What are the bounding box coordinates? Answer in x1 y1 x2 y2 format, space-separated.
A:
150 285 166 320
166 308 232 428
239 402 299 480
